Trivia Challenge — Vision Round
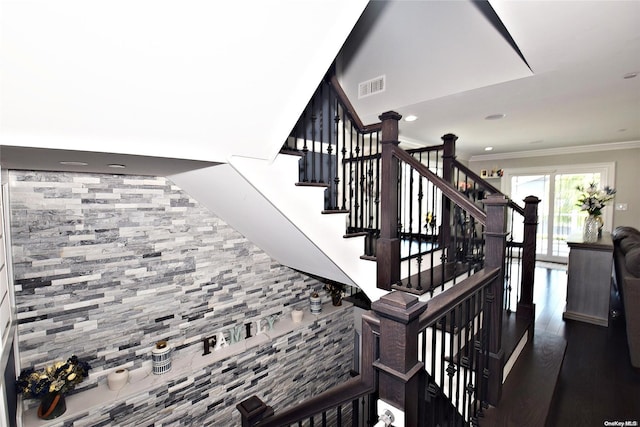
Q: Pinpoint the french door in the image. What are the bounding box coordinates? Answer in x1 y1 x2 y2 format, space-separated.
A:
503 163 615 263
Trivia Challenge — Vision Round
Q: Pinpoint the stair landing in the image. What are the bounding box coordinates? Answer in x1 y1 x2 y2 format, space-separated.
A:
480 330 567 427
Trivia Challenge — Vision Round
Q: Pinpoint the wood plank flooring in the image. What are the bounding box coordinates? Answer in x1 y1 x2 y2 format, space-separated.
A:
527 262 640 426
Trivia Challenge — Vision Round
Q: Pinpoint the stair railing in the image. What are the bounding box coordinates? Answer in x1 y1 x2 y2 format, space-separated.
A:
377 113 488 296
282 75 383 245
238 267 501 427
448 155 540 323
237 308 381 426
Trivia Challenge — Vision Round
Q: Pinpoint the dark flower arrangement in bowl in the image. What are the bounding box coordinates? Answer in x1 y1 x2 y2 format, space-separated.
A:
16 355 91 419
324 282 345 306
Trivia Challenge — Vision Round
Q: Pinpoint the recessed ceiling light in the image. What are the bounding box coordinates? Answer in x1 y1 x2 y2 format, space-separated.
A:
529 139 544 144
485 114 506 120
108 164 126 169
484 146 494 151
618 128 627 132
404 115 418 122
623 72 638 79
59 161 88 166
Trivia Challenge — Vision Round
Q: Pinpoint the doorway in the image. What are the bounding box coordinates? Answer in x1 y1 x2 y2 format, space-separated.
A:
503 163 615 263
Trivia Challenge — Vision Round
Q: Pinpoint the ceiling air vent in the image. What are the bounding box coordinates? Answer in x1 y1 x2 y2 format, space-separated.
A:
358 75 385 99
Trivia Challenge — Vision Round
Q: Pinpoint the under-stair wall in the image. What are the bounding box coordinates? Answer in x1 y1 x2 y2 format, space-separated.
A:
169 158 386 302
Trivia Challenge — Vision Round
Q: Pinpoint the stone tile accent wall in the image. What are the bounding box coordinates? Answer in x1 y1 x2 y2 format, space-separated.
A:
8 171 353 424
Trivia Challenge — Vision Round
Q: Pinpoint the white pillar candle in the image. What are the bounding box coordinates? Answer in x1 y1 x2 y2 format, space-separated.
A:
107 368 129 391
291 309 304 323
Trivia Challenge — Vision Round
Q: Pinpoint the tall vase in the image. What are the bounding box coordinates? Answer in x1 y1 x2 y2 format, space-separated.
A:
310 293 322 314
37 392 66 420
583 215 599 243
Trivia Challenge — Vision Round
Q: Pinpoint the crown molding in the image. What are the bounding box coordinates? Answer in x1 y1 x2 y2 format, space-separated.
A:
468 140 640 162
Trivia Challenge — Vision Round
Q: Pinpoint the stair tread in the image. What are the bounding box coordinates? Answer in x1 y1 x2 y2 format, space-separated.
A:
501 312 531 362
294 182 329 188
480 330 567 427
393 262 469 296
445 313 531 370
280 148 305 157
322 209 349 214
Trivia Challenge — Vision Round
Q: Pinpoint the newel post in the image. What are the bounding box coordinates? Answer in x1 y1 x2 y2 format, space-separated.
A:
517 195 541 324
377 111 402 290
482 194 508 405
372 292 428 427
237 396 274 427
441 134 458 259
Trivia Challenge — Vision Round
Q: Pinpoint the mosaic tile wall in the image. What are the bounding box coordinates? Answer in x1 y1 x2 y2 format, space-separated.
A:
8 171 353 424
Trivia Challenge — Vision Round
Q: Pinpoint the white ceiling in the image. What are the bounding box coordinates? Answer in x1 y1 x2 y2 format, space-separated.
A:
1 0 639 175
0 0 368 174
337 0 640 160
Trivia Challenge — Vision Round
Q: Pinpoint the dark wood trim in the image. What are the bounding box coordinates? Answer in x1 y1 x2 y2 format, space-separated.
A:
295 182 330 188
417 267 500 330
329 75 382 133
441 134 456 259
482 195 509 405
517 195 540 322
239 313 381 427
372 292 429 427
251 379 373 427
377 111 403 290
406 144 445 155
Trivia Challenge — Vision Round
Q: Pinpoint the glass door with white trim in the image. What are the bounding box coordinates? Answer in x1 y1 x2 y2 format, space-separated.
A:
504 163 615 263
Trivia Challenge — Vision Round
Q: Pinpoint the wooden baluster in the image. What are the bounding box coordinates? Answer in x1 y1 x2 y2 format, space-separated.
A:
517 195 540 326
482 194 508 405
236 396 274 427
377 111 402 290
372 292 428 427
441 133 457 262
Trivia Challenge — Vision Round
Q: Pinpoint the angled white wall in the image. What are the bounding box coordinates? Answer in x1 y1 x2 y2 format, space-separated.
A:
169 156 385 301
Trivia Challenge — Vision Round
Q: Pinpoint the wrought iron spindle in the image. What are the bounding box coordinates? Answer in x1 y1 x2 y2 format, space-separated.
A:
358 135 365 231
310 95 317 183
374 132 381 234
340 106 347 211
332 97 341 210
301 108 309 182
319 83 324 186
461 297 471 423
455 303 463 424
446 308 456 423
417 173 424 291
348 122 355 230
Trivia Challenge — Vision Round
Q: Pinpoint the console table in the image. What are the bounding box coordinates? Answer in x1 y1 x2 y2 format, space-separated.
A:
563 233 614 327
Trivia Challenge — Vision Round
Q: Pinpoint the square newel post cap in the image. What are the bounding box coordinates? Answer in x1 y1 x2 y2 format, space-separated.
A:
523 195 541 204
237 396 274 426
372 291 427 324
378 111 402 122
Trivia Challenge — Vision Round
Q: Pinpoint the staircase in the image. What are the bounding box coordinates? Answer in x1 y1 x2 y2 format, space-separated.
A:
172 74 561 426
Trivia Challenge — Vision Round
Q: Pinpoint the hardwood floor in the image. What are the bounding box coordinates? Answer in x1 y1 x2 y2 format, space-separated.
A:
530 262 640 426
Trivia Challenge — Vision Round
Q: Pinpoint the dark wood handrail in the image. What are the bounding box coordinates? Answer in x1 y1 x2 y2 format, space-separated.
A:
418 267 500 330
329 75 382 133
392 146 487 225
254 378 373 427
406 144 445 155
246 312 380 426
452 159 525 216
